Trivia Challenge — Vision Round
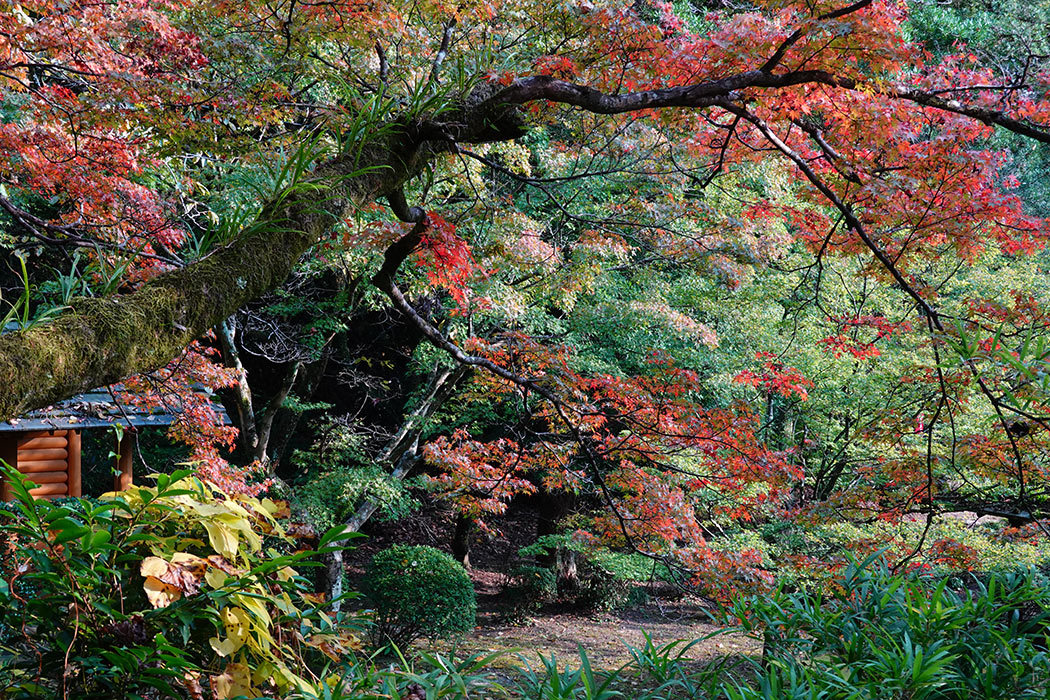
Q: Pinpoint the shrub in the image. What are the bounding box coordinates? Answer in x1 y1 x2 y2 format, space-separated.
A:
291 417 418 533
728 555 1050 699
625 584 651 608
0 465 361 699
575 560 630 613
504 565 557 621
364 544 476 650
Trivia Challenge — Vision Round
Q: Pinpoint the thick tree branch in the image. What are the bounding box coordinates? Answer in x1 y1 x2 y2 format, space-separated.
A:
487 72 1050 143
0 138 434 420
1 60 1046 421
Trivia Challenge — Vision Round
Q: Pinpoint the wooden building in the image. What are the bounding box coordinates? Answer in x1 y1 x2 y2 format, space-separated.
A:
0 387 229 500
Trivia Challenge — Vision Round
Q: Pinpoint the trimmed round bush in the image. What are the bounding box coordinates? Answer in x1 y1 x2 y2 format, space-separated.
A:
363 544 476 649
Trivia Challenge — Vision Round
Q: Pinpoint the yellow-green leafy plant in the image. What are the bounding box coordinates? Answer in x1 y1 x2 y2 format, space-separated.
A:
0 465 361 699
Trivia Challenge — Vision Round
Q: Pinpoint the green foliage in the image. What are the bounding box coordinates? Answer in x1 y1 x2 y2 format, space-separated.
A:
363 545 477 650
512 647 625 700
622 630 739 696
382 648 510 700
573 560 631 614
625 633 705 685
296 466 417 533
306 561 1050 699
0 464 361 699
292 418 418 532
727 557 1050 699
520 535 664 613
0 252 65 330
906 0 1050 214
287 648 510 700
504 565 558 622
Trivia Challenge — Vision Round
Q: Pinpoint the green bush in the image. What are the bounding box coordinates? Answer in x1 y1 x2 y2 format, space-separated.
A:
625 584 651 608
504 565 557 622
575 560 630 613
364 545 477 650
0 465 361 699
291 417 418 533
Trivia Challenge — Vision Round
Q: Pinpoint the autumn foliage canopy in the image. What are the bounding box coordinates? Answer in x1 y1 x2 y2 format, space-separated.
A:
1 0 1050 590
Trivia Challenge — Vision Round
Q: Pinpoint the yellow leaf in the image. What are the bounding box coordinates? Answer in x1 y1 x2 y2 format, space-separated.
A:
205 568 228 590
202 521 238 559
209 662 256 700
143 576 181 608
261 498 290 518
272 591 296 615
140 553 208 597
140 556 168 578
236 595 273 629
208 635 239 657
209 607 250 656
191 503 230 518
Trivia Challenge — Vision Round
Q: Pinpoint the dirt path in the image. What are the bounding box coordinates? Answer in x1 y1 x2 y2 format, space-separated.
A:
351 508 761 672
441 570 762 671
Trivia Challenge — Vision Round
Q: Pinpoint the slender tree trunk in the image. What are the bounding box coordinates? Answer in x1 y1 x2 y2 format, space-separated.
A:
323 364 467 610
323 447 420 612
216 317 258 455
536 490 577 588
254 361 301 468
536 491 573 566
215 316 307 472
451 514 474 569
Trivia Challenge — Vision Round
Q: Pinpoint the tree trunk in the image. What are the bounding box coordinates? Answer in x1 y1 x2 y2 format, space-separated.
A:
0 128 457 421
451 513 474 569
216 317 258 455
254 361 301 468
536 490 577 588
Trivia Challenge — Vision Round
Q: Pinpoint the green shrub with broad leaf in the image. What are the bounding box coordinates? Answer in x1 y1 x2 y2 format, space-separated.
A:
0 464 360 699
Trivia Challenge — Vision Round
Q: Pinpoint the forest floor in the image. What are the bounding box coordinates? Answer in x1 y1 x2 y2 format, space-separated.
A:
351 501 762 672
446 569 762 671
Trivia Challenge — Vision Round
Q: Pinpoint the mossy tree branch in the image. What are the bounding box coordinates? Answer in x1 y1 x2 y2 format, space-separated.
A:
0 87 530 422
1 60 1045 421
0 138 430 421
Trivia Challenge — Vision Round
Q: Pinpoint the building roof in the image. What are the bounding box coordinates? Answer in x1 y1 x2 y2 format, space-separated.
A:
0 387 230 432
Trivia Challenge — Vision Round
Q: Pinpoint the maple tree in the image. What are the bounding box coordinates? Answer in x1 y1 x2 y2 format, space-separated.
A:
1 0 1049 588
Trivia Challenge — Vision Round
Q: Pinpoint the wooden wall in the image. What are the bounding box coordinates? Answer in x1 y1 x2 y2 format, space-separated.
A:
0 430 83 500
18 430 73 498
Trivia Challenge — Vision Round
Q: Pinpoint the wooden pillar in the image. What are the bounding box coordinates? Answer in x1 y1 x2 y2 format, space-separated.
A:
0 433 17 501
114 431 133 492
67 429 82 498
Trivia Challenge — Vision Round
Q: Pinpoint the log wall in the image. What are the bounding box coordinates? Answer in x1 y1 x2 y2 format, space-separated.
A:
17 431 71 499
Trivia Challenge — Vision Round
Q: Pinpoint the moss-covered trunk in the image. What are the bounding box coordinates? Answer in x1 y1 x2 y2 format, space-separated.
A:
0 143 425 421
0 86 530 421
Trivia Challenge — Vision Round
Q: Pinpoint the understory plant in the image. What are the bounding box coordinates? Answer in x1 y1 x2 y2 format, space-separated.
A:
728 555 1050 699
363 544 477 651
503 565 558 622
0 465 360 699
